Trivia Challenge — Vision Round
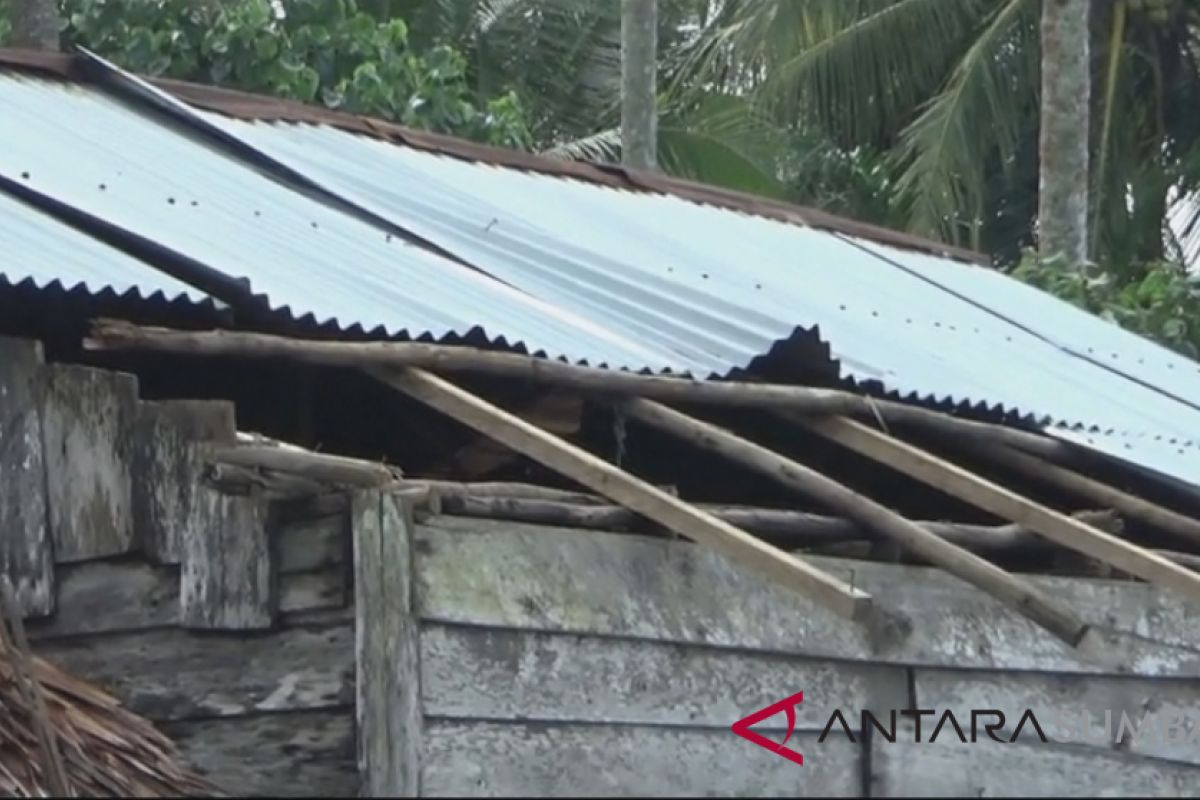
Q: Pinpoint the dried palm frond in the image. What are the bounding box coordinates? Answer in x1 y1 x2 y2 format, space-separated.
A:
0 581 218 798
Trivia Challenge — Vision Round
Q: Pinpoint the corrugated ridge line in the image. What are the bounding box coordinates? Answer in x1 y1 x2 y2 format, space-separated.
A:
73 48 518 290
0 46 986 267
0 273 225 313
835 232 1200 418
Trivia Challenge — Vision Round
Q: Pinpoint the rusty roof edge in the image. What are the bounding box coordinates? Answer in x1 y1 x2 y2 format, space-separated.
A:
0 47 988 267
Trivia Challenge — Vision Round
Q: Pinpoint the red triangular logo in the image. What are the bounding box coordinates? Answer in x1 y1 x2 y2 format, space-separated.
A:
730 691 805 766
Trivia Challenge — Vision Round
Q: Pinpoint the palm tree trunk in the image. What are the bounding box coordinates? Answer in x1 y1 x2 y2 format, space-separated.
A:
621 0 658 171
1038 0 1091 269
8 0 61 50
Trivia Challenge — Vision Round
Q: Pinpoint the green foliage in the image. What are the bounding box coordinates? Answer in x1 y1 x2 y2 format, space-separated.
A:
21 0 530 147
782 135 900 228
1012 250 1200 358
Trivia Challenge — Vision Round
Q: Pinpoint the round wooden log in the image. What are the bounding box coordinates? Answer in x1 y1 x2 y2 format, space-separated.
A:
970 444 1200 547
436 494 1121 555
622 398 1089 647
85 319 1066 459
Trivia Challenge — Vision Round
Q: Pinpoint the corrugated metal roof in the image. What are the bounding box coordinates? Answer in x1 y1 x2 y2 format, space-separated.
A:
0 73 678 369
3 66 1200 489
189 116 1200 439
852 238 1200 419
0 178 216 307
1049 427 1200 489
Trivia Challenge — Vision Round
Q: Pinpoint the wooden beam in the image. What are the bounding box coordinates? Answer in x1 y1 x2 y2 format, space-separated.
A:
438 493 1122 554
207 441 399 488
405 480 607 506
964 442 1200 547
796 415 1200 602
431 391 583 479
352 490 421 797
204 461 326 499
622 399 1087 646
84 319 1065 458
372 367 872 621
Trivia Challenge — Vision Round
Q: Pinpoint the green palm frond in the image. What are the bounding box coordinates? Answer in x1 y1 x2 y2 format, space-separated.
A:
890 0 1038 242
672 0 992 144
543 126 622 162
543 91 790 198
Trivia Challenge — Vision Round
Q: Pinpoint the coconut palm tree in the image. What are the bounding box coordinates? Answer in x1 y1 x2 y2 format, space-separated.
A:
374 0 797 197
401 0 1200 270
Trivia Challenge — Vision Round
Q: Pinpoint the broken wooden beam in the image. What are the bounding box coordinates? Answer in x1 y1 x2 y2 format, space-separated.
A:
373 366 873 621
795 415 1200 603
622 399 1088 646
84 319 1066 459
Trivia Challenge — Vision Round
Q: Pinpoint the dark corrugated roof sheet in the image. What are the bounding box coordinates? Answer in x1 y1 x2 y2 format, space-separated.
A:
2 50 1200 488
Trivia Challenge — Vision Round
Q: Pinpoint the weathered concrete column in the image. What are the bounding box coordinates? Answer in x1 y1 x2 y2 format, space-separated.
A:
353 489 422 797
0 337 54 618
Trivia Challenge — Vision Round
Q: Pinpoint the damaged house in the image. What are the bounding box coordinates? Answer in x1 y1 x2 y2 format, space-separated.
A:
3 47 1200 797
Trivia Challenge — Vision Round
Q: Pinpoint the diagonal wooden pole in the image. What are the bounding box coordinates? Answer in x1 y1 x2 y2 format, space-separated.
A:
621 400 1089 646
371 366 873 622
793 415 1200 602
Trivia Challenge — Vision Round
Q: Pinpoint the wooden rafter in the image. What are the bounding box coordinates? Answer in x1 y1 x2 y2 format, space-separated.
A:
208 434 399 487
371 366 873 621
962 442 1200 547
79 319 1200 641
794 415 1200 601
622 399 1088 645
